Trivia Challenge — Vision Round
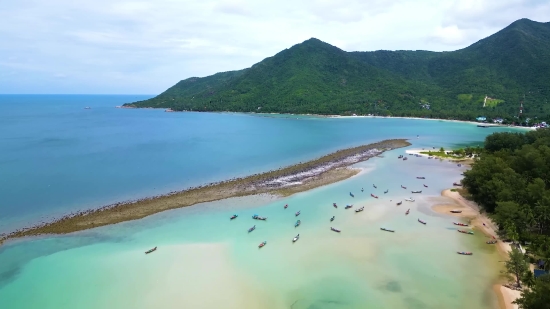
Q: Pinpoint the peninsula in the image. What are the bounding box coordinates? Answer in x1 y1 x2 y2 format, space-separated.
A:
0 139 410 244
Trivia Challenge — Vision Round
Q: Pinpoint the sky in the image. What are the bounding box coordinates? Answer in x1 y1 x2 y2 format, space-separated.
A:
0 0 549 94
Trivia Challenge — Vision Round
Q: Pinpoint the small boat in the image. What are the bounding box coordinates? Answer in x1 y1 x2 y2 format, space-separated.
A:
230 214 238 220
295 220 301 227
330 216 335 222
450 210 462 214
345 204 353 209
418 219 426 225
457 251 473 255
398 155 403 159
248 225 256 233
396 201 402 206
486 240 497 244
428 156 433 159
453 222 468 226
411 190 422 194
371 193 379 199
373 184 377 189
333 203 337 208
258 241 267 248
403 157 408 161
405 198 415 202
331 227 341 233
453 182 462 186
252 214 267 220
293 234 300 242
405 209 410 215
401 185 407 189
380 227 395 232
361 188 364 192
423 184 428 188
350 192 354 197
84 106 91 109
355 207 364 213
458 230 474 235
384 190 388 194
284 204 288 209
145 247 157 254
457 164 462 167
295 211 301 217
416 177 425 179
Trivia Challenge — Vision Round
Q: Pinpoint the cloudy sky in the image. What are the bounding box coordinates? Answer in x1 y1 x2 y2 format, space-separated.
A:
0 0 548 94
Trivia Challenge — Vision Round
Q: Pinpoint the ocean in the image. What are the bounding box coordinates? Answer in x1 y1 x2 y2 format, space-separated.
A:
0 95 524 308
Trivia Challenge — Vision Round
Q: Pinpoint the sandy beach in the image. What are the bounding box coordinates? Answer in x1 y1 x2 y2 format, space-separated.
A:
432 189 519 309
0 139 410 245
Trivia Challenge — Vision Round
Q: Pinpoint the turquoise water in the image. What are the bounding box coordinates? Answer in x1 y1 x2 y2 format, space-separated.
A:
0 95 525 308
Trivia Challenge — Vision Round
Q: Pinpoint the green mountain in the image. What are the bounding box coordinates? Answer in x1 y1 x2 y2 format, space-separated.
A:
126 18 550 121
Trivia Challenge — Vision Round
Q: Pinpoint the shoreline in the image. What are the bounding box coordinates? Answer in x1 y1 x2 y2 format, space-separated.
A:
0 139 410 246
432 189 518 309
119 106 536 131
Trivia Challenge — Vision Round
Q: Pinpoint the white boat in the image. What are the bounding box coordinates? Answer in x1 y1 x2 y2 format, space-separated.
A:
405 197 415 202
293 234 300 242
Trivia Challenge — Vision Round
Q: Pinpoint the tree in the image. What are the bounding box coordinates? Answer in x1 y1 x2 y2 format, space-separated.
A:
514 275 550 309
505 247 529 288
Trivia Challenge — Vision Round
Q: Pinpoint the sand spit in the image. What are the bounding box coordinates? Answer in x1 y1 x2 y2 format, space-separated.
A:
0 139 410 245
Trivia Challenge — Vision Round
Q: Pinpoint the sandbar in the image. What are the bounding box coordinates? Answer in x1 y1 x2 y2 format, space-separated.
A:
0 139 410 245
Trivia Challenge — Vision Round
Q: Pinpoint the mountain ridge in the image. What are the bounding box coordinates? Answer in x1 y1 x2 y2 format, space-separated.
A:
126 18 550 122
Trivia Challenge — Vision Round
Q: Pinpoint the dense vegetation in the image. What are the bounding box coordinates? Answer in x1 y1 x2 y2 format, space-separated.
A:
462 128 550 308
126 19 550 122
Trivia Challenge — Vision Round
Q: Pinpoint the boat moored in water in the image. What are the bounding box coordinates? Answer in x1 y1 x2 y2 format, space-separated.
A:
230 214 238 220
330 216 335 222
295 211 301 217
248 225 256 233
406 209 410 215
345 204 353 209
450 210 462 213
350 192 354 197
396 201 402 206
371 193 379 199
252 214 267 220
457 251 473 255
384 189 388 194
293 234 300 242
458 230 474 235
405 197 415 202
295 220 301 227
258 241 267 248
331 227 341 233
284 204 288 209
333 203 337 208
418 219 427 225
487 240 497 244
380 227 395 232
373 184 377 188
411 190 422 194
401 185 407 189
423 184 428 188
145 247 157 254
416 177 425 179
403 157 408 161
355 207 364 213
453 222 468 226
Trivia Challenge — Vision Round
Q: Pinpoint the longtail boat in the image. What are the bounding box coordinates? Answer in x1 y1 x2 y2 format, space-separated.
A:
331 227 341 233
486 240 497 244
416 177 425 179
284 204 288 209
295 220 301 227
293 234 300 242
380 227 395 232
350 192 354 197
373 184 377 188
230 214 238 220
371 193 379 199
405 197 415 202
330 216 335 222
457 251 472 255
401 185 407 189
411 190 422 194
406 209 410 215
295 211 301 217
345 204 353 209
258 241 267 248
396 201 402 206
248 225 256 233
384 189 388 194
355 207 364 213
458 230 474 235
453 222 468 226
418 219 426 225
423 184 428 188
333 203 337 208
450 210 462 213
145 247 157 254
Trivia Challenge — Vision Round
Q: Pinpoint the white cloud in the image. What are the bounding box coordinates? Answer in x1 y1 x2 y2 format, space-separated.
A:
0 0 548 94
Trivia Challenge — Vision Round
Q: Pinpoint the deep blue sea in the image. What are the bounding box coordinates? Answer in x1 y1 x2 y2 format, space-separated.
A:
0 95 525 309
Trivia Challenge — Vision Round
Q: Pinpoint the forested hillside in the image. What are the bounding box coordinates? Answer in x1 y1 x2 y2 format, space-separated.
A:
126 19 550 122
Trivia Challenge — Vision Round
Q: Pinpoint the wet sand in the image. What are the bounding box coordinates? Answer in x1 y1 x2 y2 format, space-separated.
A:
432 189 518 309
0 139 409 245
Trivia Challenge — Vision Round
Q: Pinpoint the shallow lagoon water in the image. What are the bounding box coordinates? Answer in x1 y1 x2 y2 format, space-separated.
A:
0 95 526 308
